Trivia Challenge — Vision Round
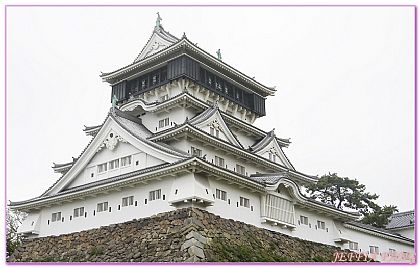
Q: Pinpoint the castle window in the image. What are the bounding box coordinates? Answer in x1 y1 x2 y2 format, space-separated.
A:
151 72 160 86
240 197 250 208
159 118 170 128
121 156 132 167
214 156 224 167
191 146 202 157
317 220 326 230
369 246 379 254
149 189 162 201
300 215 308 225
109 159 119 170
349 242 359 251
210 127 219 138
389 248 396 256
97 163 107 173
160 94 169 102
122 196 134 207
51 212 61 222
236 164 246 175
73 207 84 218
216 189 227 201
97 202 109 213
141 78 148 89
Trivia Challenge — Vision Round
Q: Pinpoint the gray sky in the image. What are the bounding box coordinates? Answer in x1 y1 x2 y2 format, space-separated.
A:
6 6 415 211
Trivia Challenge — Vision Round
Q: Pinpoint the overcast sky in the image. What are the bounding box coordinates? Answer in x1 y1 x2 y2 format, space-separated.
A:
6 6 415 211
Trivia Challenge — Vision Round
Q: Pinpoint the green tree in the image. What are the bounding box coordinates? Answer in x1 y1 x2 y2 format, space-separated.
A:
305 173 380 216
361 205 398 228
6 207 26 258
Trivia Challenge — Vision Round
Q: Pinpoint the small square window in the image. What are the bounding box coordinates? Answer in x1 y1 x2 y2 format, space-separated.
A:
216 189 227 201
149 189 162 201
51 212 61 222
121 156 132 167
97 202 109 213
300 215 308 225
122 196 134 207
317 220 326 230
240 197 250 208
73 207 84 218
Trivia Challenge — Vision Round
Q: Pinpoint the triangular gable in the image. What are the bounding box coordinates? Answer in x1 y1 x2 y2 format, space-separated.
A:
43 111 186 196
134 25 179 62
189 104 242 148
251 130 294 170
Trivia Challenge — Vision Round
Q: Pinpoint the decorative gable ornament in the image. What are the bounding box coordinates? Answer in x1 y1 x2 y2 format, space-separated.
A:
97 131 127 152
145 41 166 58
209 119 224 133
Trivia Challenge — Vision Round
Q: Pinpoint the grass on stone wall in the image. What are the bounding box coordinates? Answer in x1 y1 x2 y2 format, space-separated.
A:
209 237 291 262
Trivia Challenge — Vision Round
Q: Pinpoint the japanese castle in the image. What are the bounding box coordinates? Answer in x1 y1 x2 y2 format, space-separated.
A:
10 14 414 262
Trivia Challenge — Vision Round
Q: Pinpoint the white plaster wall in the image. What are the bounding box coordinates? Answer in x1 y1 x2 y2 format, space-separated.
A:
393 228 414 240
336 222 414 262
206 177 261 226
66 142 165 189
35 178 175 237
140 106 196 133
168 139 269 176
21 173 414 261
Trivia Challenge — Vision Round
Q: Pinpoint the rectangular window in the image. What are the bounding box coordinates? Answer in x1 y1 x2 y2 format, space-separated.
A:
209 127 220 138
149 189 162 201
317 220 326 230
97 202 109 213
240 197 250 208
349 242 359 251
159 118 170 128
122 196 134 207
215 156 224 167
51 212 61 222
97 163 107 173
300 215 308 225
121 156 132 167
236 164 246 175
160 94 169 102
191 146 202 157
73 207 84 218
216 189 227 201
109 159 119 170
369 246 379 254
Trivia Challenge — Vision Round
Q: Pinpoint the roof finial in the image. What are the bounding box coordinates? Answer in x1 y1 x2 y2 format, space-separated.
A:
155 12 162 28
216 49 222 61
182 32 187 39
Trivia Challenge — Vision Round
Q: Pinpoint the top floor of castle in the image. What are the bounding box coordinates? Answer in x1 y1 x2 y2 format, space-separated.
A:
100 14 277 123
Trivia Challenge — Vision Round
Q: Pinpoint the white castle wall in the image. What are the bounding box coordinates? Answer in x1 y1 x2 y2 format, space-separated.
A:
66 142 165 189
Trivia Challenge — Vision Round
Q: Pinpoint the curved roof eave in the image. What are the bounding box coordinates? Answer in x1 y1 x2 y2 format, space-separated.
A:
100 39 276 96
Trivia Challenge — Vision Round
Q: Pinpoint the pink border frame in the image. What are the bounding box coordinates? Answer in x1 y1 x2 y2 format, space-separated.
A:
3 4 417 265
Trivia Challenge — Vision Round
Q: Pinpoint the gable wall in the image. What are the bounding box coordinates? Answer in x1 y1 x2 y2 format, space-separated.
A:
66 142 165 189
140 106 197 133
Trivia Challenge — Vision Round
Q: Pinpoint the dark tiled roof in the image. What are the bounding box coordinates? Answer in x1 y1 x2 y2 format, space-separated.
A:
386 210 415 229
249 172 289 185
346 221 414 242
